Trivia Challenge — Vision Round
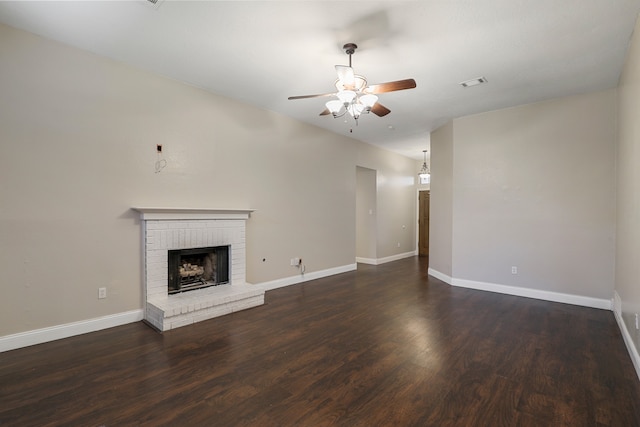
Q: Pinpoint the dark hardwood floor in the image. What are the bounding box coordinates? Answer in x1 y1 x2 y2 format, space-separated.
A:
2 257 640 426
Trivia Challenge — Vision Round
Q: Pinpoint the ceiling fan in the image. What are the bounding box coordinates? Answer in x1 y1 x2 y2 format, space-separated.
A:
288 43 417 122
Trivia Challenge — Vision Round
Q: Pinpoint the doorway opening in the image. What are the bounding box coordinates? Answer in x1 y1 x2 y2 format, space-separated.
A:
418 190 430 256
356 166 377 264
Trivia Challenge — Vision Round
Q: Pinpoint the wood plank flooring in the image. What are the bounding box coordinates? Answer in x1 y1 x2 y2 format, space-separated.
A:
1 257 640 426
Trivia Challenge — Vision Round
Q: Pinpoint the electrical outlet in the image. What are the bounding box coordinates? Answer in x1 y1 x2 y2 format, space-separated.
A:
98 287 107 299
511 266 518 274
156 144 163 153
397 242 401 248
290 257 300 266
635 313 639 330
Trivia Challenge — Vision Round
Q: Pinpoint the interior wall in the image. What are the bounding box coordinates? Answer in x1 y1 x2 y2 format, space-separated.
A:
355 141 418 259
0 23 417 337
451 90 616 299
428 121 454 277
356 166 377 260
616 16 640 348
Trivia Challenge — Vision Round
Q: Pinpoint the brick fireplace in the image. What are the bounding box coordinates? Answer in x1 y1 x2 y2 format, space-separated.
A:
133 208 265 332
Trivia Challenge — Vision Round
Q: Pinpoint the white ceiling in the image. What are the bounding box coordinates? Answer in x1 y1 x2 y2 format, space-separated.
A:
0 0 638 160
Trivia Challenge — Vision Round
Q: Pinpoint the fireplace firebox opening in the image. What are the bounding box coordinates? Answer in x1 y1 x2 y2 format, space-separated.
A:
168 245 229 294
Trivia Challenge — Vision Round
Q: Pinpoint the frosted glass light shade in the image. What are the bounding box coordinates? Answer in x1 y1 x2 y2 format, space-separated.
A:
359 94 378 109
326 100 344 115
349 103 365 118
336 90 356 104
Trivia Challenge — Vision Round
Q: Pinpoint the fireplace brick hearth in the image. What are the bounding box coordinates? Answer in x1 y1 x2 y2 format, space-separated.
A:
133 208 264 331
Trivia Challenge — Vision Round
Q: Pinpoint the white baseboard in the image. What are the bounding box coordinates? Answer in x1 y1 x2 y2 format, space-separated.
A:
1 263 360 352
356 251 417 266
355 257 377 265
613 291 640 381
427 268 610 310
377 251 417 265
258 263 357 291
427 268 452 284
0 309 144 353
452 277 611 310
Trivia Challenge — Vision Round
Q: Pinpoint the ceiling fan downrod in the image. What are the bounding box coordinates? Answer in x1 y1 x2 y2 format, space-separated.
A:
343 43 357 67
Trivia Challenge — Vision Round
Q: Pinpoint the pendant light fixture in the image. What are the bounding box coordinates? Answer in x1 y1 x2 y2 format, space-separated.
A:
418 150 430 183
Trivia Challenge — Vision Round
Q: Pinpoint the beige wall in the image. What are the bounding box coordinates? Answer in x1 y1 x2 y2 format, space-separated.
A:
0 24 417 337
430 90 617 299
616 17 640 350
429 122 454 277
356 166 377 260
453 90 616 298
355 141 418 259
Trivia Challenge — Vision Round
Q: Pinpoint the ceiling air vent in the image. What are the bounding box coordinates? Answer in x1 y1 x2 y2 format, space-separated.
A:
460 77 488 88
143 0 164 9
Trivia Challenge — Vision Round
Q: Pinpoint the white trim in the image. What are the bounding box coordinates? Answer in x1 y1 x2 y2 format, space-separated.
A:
355 257 377 265
356 251 416 266
427 268 453 284
132 207 254 221
614 290 622 315
258 263 357 291
427 268 611 310
452 278 612 310
0 309 144 353
377 251 417 265
613 291 640 381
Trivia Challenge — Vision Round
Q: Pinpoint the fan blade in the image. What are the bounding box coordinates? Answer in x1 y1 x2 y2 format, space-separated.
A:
319 108 331 116
371 103 391 117
365 79 416 94
336 65 355 89
288 92 335 100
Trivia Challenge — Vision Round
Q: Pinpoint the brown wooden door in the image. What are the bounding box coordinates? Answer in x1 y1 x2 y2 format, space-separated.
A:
418 191 430 256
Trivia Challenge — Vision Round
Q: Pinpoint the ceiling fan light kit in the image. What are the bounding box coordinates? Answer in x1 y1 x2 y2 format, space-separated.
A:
288 43 416 125
326 89 378 120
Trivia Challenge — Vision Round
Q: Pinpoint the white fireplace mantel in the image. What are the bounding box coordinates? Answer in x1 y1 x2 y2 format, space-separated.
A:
132 207 254 221
134 206 263 332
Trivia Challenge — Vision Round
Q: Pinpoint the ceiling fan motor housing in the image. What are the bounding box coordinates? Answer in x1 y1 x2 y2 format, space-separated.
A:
343 43 357 55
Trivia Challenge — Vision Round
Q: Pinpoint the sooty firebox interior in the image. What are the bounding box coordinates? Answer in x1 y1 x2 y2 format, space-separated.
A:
168 245 229 294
